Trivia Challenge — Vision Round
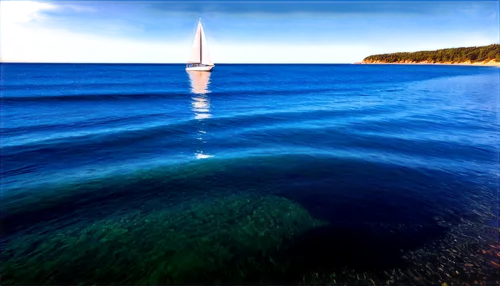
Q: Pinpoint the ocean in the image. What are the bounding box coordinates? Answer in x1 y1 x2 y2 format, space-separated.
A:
1 63 499 284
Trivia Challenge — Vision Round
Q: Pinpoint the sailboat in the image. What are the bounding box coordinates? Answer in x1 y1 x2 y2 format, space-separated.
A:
186 18 214 72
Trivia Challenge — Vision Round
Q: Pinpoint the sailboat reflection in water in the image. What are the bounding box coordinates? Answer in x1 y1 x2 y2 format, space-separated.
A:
188 71 213 159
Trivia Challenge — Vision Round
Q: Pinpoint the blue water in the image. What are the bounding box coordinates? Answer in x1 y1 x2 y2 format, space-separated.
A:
1 63 499 283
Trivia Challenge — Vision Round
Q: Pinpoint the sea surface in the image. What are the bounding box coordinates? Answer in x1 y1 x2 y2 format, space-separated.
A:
1 63 499 284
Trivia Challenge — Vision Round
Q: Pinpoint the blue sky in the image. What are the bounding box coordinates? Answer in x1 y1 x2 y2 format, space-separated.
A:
1 0 498 63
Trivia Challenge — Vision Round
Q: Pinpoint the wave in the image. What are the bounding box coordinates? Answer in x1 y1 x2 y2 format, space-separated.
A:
1 112 175 136
2 123 496 194
2 105 391 148
3 99 496 195
3 105 495 156
1 86 367 103
1 92 189 102
0 76 186 89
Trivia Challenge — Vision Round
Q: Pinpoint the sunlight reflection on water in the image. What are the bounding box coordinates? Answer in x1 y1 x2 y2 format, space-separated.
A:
188 71 214 159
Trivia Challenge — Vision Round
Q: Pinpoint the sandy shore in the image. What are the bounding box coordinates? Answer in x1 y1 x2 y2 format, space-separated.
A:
357 60 500 67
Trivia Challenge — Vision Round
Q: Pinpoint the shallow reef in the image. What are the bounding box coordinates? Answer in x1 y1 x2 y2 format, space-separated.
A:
2 158 498 285
1 194 326 284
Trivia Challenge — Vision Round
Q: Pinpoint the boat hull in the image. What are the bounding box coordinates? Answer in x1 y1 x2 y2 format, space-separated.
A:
186 65 214 72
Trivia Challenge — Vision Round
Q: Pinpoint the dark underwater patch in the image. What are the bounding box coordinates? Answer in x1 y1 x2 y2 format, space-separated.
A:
1 155 497 284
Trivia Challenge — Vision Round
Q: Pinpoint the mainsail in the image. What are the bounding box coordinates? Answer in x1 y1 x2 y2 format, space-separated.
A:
187 19 213 66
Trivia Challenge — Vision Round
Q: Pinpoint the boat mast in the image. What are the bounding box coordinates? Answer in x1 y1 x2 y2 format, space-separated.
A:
199 18 202 65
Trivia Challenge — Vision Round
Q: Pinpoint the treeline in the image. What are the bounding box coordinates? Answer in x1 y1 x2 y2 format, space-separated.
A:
363 44 500 63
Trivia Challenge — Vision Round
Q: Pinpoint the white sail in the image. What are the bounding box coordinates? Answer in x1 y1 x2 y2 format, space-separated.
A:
200 23 213 66
187 22 202 63
187 19 213 66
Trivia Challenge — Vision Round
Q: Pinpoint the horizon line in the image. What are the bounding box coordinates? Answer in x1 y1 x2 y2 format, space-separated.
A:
0 62 357 64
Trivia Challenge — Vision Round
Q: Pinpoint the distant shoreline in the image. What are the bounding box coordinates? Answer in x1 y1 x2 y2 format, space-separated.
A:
360 44 500 67
356 60 500 67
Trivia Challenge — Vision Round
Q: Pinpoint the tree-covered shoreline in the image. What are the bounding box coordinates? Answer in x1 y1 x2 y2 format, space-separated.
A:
362 44 500 64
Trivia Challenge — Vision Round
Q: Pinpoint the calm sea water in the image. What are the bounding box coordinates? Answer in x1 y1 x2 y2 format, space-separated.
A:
1 63 499 284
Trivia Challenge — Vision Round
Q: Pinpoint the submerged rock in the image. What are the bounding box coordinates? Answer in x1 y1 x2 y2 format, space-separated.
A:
1 194 326 284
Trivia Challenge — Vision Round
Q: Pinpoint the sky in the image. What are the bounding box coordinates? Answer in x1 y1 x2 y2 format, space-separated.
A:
0 0 499 63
